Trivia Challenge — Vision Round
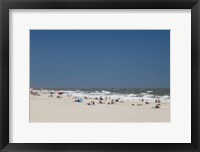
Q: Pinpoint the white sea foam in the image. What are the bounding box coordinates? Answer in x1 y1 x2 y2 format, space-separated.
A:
160 95 170 100
101 90 111 94
58 89 170 102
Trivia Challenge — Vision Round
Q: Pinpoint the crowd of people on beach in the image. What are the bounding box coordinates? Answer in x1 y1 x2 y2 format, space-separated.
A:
30 90 40 96
30 89 162 109
84 96 161 109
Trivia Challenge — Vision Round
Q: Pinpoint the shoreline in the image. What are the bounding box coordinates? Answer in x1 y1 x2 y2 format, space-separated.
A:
30 90 170 122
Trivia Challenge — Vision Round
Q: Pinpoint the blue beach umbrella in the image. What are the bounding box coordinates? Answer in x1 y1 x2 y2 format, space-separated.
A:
77 97 84 102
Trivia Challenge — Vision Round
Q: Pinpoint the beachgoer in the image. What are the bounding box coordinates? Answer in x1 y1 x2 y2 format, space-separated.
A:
100 96 103 100
105 96 108 101
155 104 161 108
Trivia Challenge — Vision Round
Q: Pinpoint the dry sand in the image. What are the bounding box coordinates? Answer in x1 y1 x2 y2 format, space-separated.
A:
30 92 170 122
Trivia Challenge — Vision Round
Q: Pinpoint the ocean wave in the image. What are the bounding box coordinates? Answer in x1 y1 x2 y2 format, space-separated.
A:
127 94 137 97
102 90 111 94
160 95 170 99
42 89 170 102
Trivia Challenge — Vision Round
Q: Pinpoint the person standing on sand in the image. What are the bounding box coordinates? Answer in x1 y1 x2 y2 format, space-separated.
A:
105 96 108 101
100 96 103 101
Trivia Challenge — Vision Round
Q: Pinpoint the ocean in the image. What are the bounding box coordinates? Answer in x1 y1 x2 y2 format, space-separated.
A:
39 88 170 102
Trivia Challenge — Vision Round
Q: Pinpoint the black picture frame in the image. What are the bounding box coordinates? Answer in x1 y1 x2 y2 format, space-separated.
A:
0 0 200 151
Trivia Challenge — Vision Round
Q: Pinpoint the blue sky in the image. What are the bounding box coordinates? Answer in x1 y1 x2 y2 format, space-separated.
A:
30 30 170 88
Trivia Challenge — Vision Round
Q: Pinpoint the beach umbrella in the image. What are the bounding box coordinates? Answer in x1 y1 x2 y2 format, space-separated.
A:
58 92 64 95
49 92 54 94
77 97 84 102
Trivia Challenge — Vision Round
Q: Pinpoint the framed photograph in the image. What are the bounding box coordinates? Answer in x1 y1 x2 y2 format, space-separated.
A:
0 0 200 151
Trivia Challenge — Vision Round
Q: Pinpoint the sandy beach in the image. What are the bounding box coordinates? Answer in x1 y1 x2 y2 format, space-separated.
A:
30 91 170 122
